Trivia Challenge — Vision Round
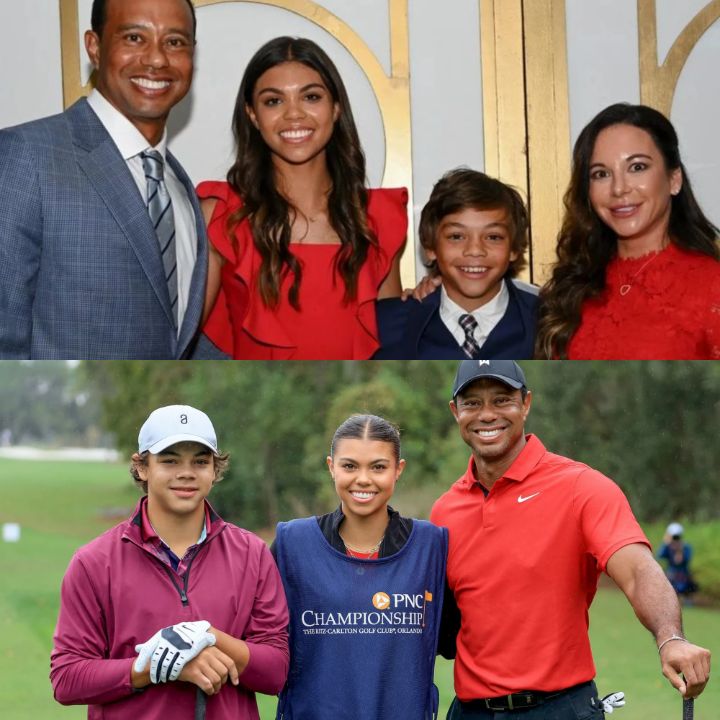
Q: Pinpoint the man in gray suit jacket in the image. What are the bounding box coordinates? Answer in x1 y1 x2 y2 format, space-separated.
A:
0 0 208 359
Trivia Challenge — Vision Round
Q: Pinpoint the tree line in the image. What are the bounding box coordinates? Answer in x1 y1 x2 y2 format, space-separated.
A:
0 361 102 447
80 361 720 530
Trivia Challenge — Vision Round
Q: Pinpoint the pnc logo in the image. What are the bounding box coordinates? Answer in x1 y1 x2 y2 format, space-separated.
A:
372 592 391 610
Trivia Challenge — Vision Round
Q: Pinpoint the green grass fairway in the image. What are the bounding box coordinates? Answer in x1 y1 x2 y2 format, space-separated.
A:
1 458 138 719
2 458 718 719
589 586 718 719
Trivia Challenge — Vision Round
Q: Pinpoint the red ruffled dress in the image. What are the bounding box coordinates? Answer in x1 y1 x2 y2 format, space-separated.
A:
567 243 720 359
197 182 408 359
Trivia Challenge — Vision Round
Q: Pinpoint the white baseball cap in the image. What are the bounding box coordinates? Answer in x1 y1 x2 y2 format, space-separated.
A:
138 405 218 455
666 522 684 537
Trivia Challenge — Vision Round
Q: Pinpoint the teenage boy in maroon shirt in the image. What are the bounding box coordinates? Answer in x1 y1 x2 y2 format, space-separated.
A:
51 405 288 719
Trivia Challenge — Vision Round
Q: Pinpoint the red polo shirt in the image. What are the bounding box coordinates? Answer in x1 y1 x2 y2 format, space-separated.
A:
430 434 649 699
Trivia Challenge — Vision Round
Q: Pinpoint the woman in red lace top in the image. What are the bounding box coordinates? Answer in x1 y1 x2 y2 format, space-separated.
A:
197 37 406 359
536 103 720 359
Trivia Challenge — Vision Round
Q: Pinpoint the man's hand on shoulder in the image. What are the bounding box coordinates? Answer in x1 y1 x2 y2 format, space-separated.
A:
659 637 711 699
402 274 441 302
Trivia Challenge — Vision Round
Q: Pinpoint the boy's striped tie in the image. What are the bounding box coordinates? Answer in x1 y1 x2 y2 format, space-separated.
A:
459 314 481 358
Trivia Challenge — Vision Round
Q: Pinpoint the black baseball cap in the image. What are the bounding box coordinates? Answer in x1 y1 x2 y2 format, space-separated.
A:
452 360 527 398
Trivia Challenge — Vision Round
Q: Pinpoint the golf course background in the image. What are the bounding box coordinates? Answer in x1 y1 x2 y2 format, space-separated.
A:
1 457 717 719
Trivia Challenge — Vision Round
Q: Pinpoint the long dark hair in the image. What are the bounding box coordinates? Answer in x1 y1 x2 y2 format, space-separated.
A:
536 103 719 359
330 414 401 464
226 36 376 309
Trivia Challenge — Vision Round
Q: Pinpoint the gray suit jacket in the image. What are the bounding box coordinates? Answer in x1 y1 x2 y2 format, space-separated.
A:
0 98 207 358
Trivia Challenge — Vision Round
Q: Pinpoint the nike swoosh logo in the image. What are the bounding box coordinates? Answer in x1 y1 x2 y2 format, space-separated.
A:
517 492 540 503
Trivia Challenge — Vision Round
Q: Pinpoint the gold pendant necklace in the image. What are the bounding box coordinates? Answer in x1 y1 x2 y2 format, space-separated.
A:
619 250 662 296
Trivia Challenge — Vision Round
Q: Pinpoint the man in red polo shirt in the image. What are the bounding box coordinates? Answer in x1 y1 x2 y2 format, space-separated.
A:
431 360 711 718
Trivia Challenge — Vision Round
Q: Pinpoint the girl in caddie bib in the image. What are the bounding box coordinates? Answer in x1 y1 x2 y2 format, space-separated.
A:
272 414 448 720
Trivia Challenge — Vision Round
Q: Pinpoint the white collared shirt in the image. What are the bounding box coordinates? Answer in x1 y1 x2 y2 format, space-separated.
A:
438 279 510 350
87 90 197 333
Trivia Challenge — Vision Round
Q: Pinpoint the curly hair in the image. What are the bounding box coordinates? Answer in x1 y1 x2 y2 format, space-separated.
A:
225 36 377 310
418 167 529 277
536 103 719 359
129 450 230 494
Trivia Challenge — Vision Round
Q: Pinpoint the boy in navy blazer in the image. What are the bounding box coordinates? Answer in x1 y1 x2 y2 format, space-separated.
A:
375 169 538 359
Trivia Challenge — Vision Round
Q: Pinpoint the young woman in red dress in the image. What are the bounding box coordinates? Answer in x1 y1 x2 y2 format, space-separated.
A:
536 103 720 359
197 37 407 359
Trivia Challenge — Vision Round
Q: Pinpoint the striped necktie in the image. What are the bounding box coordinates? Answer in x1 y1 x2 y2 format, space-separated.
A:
459 313 482 358
141 150 178 327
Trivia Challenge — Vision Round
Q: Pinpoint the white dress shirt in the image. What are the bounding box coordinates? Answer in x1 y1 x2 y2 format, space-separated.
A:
87 90 197 333
438 279 510 350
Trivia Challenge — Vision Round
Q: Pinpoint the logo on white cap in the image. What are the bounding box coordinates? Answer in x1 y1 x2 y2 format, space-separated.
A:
138 405 218 455
478 360 490 366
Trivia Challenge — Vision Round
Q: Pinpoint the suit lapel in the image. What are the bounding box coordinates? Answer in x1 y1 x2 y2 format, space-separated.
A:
67 100 176 329
409 288 444 355
480 280 533 359
168 151 207 357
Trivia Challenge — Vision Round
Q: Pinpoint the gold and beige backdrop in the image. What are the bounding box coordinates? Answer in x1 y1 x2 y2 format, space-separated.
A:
1 0 718 285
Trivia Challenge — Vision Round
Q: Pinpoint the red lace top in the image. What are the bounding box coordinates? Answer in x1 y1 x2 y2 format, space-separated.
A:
197 182 408 359
568 243 720 359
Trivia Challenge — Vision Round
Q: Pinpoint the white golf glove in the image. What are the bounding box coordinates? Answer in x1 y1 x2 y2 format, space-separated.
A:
134 620 216 683
601 691 626 713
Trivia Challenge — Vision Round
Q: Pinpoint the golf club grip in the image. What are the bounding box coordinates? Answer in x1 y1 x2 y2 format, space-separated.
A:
683 698 694 720
195 687 207 720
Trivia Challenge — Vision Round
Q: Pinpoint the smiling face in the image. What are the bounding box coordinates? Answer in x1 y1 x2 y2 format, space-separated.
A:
138 441 215 525
588 123 682 256
246 60 340 171
450 378 531 470
327 438 405 523
85 0 194 146
426 207 518 311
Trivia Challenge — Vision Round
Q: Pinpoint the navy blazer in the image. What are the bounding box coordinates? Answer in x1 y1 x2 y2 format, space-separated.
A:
374 279 538 359
0 98 207 359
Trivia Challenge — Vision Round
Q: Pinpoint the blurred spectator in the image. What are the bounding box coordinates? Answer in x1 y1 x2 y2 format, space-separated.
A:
658 522 698 603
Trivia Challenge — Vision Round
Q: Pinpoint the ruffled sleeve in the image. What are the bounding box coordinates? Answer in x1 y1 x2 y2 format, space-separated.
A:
198 181 296 358
196 184 409 359
354 187 408 358
196 181 247 355
197 181 242 264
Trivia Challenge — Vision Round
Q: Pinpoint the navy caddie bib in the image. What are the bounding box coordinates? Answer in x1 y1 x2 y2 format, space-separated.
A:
274 517 448 720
